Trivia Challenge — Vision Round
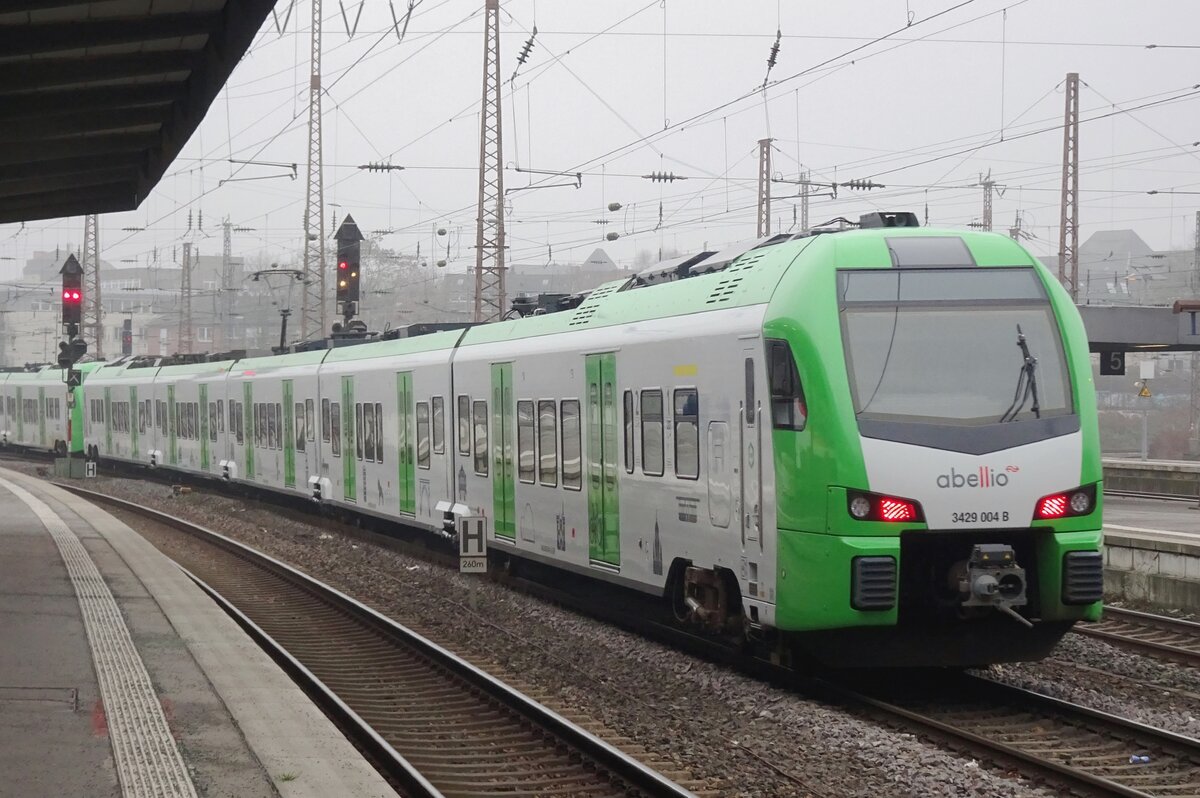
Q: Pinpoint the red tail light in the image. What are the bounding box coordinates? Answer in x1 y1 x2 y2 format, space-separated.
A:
848 491 924 523
1035 494 1068 519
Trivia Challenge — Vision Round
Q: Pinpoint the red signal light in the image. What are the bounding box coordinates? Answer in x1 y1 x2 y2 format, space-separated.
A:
63 289 81 302
1035 494 1068 519
338 261 348 270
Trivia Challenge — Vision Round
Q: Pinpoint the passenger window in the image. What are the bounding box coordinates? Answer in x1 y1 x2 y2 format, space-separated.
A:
217 399 224 432
640 390 664 476
295 403 306 452
458 395 470 456
674 389 699 480
235 401 244 444
538 400 557 487
745 358 756 426
374 402 383 463
363 403 376 462
767 339 807 431
623 390 634 473
561 399 582 490
472 400 488 476
322 398 331 442
210 404 218 442
355 403 364 460
330 402 341 457
432 396 445 454
305 399 315 442
516 400 535 484
416 402 430 469
275 404 282 450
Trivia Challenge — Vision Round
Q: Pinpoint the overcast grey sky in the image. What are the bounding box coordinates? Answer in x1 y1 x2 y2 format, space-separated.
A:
1 0 1197 280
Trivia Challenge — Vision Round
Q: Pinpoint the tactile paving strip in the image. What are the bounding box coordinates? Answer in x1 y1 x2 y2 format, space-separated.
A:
0 476 197 798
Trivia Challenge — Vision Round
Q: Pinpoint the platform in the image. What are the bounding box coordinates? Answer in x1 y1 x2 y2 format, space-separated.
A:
1103 494 1200 610
1103 457 1200 498
0 467 397 798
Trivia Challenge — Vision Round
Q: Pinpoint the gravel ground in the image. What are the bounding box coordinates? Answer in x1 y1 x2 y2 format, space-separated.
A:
27 464 1069 798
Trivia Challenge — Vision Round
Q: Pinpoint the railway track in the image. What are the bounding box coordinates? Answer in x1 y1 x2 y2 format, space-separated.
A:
1076 606 1200 668
841 671 1200 798
58 483 699 798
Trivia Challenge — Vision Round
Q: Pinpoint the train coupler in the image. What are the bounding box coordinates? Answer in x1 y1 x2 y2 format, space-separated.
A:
954 544 1033 629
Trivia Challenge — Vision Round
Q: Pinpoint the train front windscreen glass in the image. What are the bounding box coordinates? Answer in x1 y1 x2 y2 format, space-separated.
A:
837 267 1073 426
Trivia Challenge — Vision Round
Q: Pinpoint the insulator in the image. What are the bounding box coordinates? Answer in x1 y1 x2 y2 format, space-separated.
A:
607 202 622 212
605 232 619 241
436 259 447 267
436 227 447 236
767 30 781 69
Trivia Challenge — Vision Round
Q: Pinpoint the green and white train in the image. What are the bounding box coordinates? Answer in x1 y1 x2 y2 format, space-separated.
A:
62 214 1106 666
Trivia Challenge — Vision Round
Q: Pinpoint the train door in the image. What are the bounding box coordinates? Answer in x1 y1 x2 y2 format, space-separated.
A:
282 380 295 488
242 382 254 478
396 372 415 514
199 384 209 471
490 363 514 539
15 388 22 441
130 386 139 460
103 386 112 455
38 387 46 448
740 352 763 552
167 384 178 465
585 353 620 568
341 376 356 502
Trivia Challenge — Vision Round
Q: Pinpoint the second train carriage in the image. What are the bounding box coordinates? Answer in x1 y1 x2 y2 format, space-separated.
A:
79 220 1104 667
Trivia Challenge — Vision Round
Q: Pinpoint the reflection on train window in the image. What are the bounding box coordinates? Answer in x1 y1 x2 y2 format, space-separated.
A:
364 403 376 463
306 399 315 442
432 396 445 454
538 400 557 487
330 402 341 457
374 403 383 464
623 390 634 473
674 389 699 480
561 399 581 490
416 401 430 469
295 402 306 452
472 400 488 476
767 339 807 431
517 400 535 484
355 403 364 460
322 398 331 442
458 395 471 456
640 390 664 476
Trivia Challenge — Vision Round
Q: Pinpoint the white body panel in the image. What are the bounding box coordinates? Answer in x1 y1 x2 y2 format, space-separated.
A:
860 432 1083 529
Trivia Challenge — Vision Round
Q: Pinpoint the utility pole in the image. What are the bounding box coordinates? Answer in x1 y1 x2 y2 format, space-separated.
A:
799 170 811 234
1058 72 1080 300
300 0 326 339
82 214 102 358
473 0 505 323
179 242 193 354
756 138 772 238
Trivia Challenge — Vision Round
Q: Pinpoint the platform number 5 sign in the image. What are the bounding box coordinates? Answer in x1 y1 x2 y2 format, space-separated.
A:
1100 351 1125 376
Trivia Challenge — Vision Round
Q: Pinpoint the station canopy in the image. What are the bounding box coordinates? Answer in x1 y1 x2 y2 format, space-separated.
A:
0 0 276 224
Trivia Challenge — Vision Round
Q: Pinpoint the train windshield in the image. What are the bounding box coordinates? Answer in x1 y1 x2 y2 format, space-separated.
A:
838 268 1073 429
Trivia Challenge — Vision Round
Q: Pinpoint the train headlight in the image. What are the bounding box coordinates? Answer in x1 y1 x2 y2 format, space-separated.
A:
1033 484 1097 521
849 495 872 519
846 491 923 523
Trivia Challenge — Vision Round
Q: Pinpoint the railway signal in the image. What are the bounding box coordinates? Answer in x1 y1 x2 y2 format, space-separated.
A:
60 254 83 328
334 214 364 326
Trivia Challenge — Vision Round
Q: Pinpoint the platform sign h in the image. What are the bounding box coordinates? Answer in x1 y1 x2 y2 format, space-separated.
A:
458 515 487 573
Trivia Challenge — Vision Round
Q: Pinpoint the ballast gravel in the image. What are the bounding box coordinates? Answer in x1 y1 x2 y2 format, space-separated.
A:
36 466 1077 798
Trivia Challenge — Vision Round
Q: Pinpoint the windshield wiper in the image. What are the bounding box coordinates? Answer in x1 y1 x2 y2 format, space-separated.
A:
999 324 1041 423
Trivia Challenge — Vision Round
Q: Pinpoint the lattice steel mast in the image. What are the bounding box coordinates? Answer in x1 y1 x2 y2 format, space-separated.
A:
756 138 772 238
473 0 505 322
300 0 326 338
179 242 193 354
82 213 102 358
799 170 810 234
1058 72 1080 300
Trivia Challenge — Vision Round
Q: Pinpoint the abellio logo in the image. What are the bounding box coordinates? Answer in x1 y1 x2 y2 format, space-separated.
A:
936 465 1019 489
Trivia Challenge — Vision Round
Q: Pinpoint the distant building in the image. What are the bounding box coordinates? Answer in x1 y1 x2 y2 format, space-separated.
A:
1038 229 1199 305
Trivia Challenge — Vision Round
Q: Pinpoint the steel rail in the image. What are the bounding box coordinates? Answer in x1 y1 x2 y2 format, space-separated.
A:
1076 606 1200 668
59 483 697 798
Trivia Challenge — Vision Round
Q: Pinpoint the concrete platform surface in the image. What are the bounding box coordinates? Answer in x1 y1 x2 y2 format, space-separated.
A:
1106 495 1199 537
0 467 397 798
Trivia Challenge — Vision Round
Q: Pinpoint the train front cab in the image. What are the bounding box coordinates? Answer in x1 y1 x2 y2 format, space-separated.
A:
764 230 1103 667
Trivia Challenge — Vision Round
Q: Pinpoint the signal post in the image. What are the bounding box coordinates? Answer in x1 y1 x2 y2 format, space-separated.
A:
334 214 364 333
57 255 89 475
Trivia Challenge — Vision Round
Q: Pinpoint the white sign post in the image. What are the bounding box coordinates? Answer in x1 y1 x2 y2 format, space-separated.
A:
458 515 487 574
